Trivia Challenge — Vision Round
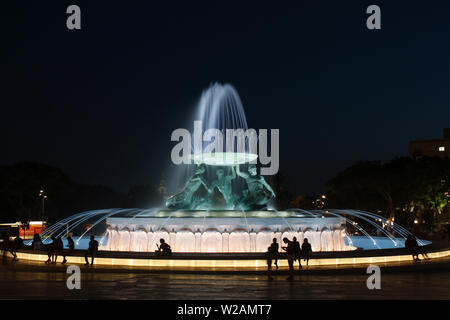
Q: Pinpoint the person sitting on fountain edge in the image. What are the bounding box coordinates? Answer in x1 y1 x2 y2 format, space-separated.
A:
235 164 275 210
292 236 302 270
301 238 312 266
156 238 172 256
62 233 75 265
269 238 279 270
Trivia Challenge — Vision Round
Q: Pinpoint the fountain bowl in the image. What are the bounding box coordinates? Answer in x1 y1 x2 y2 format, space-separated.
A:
104 210 353 253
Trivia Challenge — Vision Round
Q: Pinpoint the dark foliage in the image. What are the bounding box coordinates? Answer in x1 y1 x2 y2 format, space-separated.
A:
326 157 450 232
0 162 157 223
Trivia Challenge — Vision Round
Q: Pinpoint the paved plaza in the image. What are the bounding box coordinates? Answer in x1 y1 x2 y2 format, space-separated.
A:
1 257 449 299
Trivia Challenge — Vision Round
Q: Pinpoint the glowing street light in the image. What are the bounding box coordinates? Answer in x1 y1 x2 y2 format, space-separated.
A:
38 189 48 227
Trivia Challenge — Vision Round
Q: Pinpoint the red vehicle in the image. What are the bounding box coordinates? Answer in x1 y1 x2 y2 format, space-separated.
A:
0 221 46 240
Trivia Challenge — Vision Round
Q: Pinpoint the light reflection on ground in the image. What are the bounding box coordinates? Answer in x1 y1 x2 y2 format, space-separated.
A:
1 258 449 299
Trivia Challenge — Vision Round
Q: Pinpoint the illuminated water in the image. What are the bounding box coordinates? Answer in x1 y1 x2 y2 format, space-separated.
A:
31 208 429 253
28 84 429 254
169 83 251 196
50 235 430 251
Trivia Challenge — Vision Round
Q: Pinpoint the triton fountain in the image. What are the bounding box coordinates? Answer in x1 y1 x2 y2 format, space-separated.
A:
103 82 352 253
35 83 428 255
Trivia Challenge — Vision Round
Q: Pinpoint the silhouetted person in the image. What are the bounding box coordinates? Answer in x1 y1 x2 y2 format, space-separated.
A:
14 235 23 249
292 237 302 270
269 238 279 270
67 234 75 251
56 236 65 264
265 246 274 280
413 235 429 260
8 241 17 261
62 234 75 264
282 237 295 280
405 235 420 262
411 235 420 262
9 236 22 261
156 239 172 256
32 233 43 250
45 235 57 264
405 235 412 259
1 232 8 259
265 238 280 280
50 235 59 263
85 235 98 265
302 238 312 266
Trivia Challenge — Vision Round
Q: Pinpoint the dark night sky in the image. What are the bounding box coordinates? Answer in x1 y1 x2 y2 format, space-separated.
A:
2 1 450 195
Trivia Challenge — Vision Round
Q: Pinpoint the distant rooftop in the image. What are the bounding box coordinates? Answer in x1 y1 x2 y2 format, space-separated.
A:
409 128 450 159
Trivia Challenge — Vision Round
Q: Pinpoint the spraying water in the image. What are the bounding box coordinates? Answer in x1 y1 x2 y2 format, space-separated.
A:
27 84 430 253
29 208 430 253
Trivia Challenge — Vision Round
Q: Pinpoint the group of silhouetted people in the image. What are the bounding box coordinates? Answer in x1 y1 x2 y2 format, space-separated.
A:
2 228 436 274
2 231 170 266
265 237 312 280
43 233 99 265
44 234 75 264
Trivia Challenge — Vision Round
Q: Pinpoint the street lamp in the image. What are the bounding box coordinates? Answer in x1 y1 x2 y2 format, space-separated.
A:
38 189 47 229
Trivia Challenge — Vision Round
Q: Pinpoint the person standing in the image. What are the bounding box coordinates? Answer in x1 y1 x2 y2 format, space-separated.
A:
1 232 9 259
55 236 64 264
265 246 274 280
85 235 99 266
32 233 43 250
45 235 57 264
62 234 75 264
10 235 23 261
405 235 420 262
67 234 75 251
414 235 429 260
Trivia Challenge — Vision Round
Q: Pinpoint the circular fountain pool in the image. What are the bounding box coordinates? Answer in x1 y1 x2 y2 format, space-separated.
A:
103 210 351 253
49 235 430 251
33 208 429 253
25 84 431 258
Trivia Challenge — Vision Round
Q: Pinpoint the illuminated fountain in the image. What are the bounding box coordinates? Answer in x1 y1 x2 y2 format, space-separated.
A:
103 83 348 252
104 210 350 253
36 83 428 254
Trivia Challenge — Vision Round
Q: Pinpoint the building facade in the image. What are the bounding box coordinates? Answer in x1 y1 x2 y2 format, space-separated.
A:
409 128 450 159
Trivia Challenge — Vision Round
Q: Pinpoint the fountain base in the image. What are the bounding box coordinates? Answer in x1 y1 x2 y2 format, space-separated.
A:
104 210 354 253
